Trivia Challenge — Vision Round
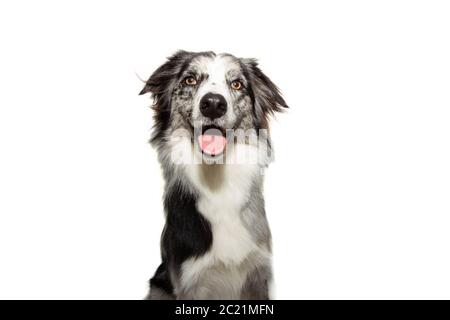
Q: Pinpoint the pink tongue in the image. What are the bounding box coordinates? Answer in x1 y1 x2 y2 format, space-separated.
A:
198 134 227 156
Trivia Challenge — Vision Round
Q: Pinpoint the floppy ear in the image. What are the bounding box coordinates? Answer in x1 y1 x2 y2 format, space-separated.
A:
242 59 288 124
139 50 191 96
139 50 192 144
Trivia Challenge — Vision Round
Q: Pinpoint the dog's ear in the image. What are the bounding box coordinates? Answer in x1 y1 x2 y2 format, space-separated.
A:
242 58 288 124
139 50 191 96
140 50 192 144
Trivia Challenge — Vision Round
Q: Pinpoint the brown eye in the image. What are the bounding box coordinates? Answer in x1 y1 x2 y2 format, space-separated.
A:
184 76 197 86
231 80 243 90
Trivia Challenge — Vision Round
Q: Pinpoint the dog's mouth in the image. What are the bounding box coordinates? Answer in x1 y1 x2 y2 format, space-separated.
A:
197 125 227 157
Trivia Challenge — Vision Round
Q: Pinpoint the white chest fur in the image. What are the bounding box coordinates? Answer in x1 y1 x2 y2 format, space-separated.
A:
189 163 259 264
196 183 256 265
179 162 266 294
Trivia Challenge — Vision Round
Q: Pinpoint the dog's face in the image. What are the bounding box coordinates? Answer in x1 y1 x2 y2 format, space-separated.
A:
140 51 287 162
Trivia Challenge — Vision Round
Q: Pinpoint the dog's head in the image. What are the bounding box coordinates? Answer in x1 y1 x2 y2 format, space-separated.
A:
140 50 287 163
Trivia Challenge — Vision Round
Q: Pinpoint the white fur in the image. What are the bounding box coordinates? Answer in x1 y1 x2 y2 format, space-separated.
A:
187 162 259 265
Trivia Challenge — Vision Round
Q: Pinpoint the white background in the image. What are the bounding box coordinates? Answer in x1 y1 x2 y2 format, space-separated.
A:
0 0 449 299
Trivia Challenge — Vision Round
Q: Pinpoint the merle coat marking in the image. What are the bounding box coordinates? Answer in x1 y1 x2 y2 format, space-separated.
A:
140 51 287 299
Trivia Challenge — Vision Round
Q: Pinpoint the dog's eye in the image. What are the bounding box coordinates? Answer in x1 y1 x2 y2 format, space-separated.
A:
184 76 197 86
231 80 243 90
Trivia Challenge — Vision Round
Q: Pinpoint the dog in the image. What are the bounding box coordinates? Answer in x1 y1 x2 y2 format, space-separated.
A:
140 51 287 299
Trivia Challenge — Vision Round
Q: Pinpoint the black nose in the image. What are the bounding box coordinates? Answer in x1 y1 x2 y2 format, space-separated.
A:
200 93 227 120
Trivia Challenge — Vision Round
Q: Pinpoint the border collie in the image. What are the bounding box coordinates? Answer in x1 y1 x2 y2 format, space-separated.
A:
140 51 287 299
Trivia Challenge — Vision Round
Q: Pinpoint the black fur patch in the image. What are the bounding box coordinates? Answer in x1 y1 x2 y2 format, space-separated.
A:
162 182 213 268
149 262 173 294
